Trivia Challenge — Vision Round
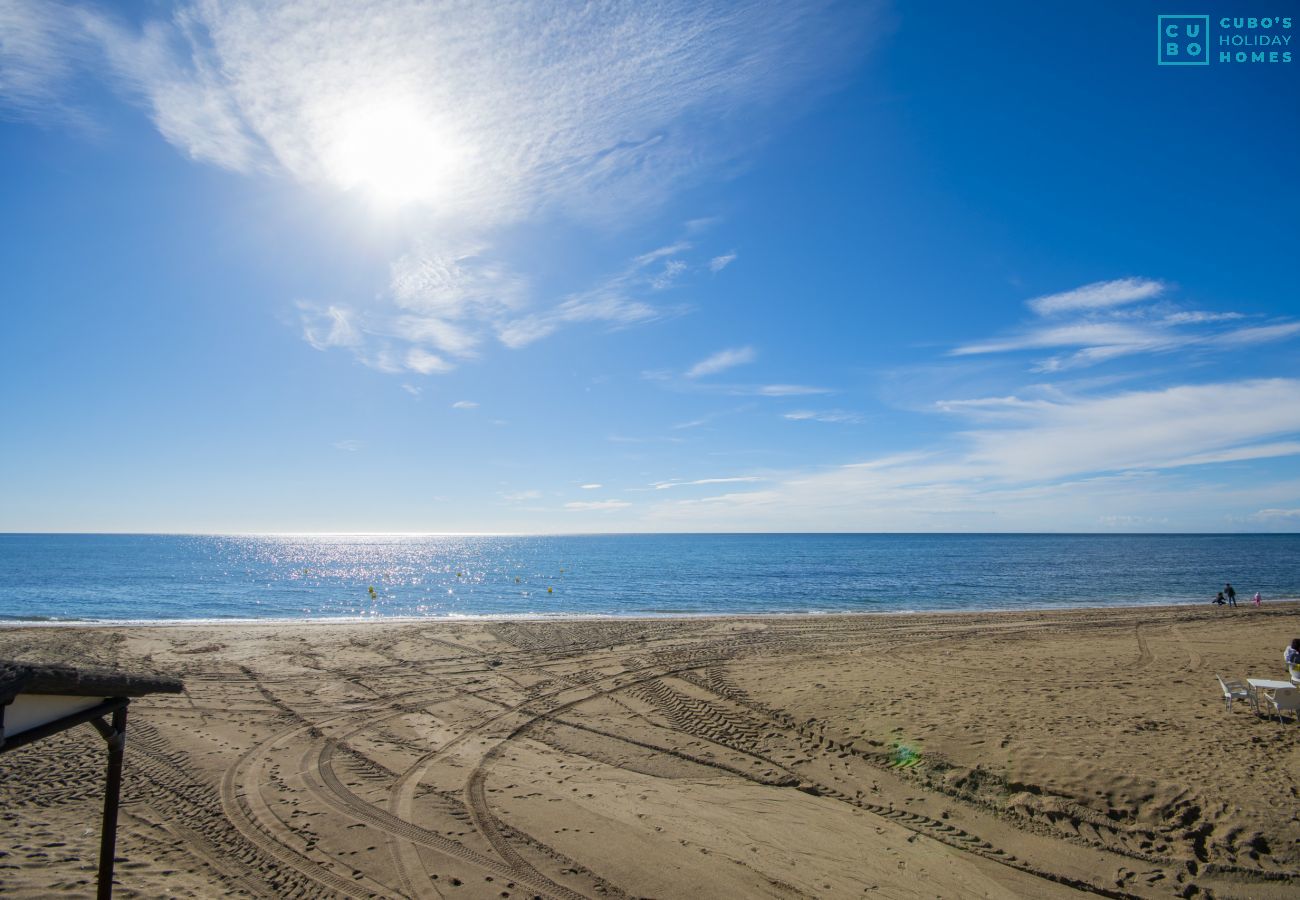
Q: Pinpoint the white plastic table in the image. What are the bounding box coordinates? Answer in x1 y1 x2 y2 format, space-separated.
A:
1248 678 1296 691
1247 678 1295 714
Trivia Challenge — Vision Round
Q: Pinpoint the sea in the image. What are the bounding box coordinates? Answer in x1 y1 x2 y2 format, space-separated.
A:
0 533 1296 624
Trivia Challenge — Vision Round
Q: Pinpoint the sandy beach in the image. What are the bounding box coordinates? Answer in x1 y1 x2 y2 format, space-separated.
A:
2 602 1299 899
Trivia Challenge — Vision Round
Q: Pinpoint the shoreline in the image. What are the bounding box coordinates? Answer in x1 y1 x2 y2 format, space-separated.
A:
3 596 1297 628
2 602 1298 898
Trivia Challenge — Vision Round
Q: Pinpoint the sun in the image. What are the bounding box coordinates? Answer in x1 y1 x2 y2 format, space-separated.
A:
323 97 464 209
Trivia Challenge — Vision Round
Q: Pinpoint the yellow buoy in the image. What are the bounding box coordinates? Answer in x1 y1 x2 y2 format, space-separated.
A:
547 587 553 594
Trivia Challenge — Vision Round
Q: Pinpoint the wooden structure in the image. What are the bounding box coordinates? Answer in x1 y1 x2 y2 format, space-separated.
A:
1 659 183 898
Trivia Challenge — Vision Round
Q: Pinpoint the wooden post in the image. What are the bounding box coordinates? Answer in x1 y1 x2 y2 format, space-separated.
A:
96 704 128 900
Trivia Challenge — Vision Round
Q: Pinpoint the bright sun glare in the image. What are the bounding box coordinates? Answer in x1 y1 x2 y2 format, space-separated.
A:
324 98 464 209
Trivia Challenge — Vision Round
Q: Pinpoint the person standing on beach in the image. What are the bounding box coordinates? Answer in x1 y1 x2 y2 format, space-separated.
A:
1224 583 1237 607
1253 591 1262 606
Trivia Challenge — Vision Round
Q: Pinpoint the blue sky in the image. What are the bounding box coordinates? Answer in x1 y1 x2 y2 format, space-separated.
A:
1 0 1297 533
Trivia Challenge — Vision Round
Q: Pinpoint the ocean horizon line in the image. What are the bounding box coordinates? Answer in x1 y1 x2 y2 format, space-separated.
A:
2 530 1298 538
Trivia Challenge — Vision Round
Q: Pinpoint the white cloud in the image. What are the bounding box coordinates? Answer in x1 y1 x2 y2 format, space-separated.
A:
686 346 756 378
960 380 1300 481
1212 321 1300 347
565 499 631 511
579 483 603 490
783 409 862 423
934 395 1054 418
500 489 542 502
332 439 362 451
4 0 875 374
635 378 1300 531
954 321 1165 357
497 245 691 349
79 2 867 222
1027 278 1165 316
451 400 478 409
709 251 737 272
406 347 451 374
755 384 833 396
652 476 763 490
1162 310 1243 325
390 249 526 322
1252 508 1300 521
952 276 1300 372
650 259 688 291
0 0 92 124
300 304 360 350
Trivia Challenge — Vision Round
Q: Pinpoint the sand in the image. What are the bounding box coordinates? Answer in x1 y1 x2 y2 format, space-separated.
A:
2 602 1298 899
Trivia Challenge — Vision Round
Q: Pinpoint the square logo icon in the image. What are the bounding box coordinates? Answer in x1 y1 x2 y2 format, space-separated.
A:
1158 15 1210 65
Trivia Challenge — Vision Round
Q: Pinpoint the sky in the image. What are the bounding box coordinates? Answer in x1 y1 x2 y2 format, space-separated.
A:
1 0 1298 533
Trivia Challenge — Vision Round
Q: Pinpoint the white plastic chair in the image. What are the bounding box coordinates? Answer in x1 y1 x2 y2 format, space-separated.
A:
1264 688 1300 726
1216 675 1252 713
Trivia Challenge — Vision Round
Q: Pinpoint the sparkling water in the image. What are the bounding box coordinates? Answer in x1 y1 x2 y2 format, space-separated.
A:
0 533 1296 622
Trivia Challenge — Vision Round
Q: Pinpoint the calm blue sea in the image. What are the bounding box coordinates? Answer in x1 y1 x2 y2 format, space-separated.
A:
0 533 1296 623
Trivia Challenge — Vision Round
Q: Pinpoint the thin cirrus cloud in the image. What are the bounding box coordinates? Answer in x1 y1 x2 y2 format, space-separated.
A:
686 346 757 379
0 0 875 377
1252 508 1300 521
709 252 737 273
1027 277 1165 316
783 409 862 424
495 243 694 350
565 499 632 511
953 277 1300 372
303 240 700 371
753 384 834 396
651 476 764 490
639 378 1300 530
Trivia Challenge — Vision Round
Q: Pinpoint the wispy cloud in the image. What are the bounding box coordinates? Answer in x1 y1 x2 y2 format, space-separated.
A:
496 244 694 349
783 409 862 424
650 259 688 291
579 483 603 490
637 378 1300 530
709 252 737 273
1027 277 1165 316
62 2 868 220
1213 321 1300 347
2 0 875 376
686 346 756 378
755 384 834 396
1252 508 1300 521
953 277 1300 372
652 476 764 490
0 0 94 126
957 379 1300 481
451 400 478 409
565 499 631 511
332 439 363 451
500 489 542 502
